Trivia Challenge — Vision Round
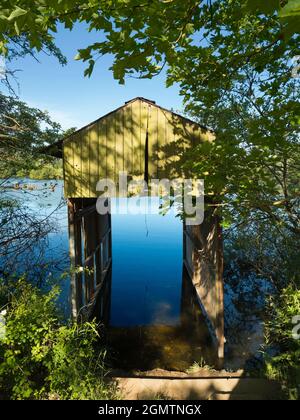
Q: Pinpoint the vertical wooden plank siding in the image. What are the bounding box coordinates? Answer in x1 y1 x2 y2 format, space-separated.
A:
157 107 166 179
143 102 149 183
131 99 142 177
139 100 144 177
89 123 99 195
62 98 214 198
81 129 90 197
123 102 133 178
148 104 158 179
98 118 107 181
72 134 82 197
163 110 173 179
63 139 75 197
115 107 124 180
106 113 115 182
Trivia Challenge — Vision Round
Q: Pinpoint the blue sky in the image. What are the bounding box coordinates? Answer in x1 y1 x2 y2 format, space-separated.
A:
8 23 183 130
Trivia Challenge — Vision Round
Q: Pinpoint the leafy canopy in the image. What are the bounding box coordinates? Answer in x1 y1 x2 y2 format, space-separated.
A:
0 1 299 231
0 93 66 178
0 1 299 81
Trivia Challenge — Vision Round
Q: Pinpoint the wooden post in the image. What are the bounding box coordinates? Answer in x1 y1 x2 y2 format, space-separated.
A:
68 198 83 319
183 219 187 263
95 211 102 285
82 199 97 302
183 206 224 365
67 196 113 320
108 210 112 260
216 221 225 362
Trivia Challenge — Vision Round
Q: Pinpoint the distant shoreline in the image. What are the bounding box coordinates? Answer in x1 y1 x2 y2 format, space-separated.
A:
0 178 63 190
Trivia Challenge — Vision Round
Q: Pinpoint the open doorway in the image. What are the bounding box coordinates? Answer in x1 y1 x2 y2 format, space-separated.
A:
102 197 217 371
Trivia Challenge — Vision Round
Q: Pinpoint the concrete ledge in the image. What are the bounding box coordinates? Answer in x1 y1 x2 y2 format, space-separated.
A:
116 377 282 400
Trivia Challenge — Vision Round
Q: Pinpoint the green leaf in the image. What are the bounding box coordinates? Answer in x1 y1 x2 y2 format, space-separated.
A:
245 0 280 14
185 23 194 34
14 21 20 35
279 0 300 17
84 59 95 78
281 16 300 37
7 7 27 21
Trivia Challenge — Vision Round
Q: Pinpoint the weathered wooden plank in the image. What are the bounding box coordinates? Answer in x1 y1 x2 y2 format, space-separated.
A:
75 203 96 220
162 109 176 179
106 113 115 182
83 212 95 302
183 208 224 364
123 103 133 179
88 123 99 196
62 98 215 198
68 199 83 318
216 221 225 361
72 134 82 198
81 129 90 197
131 99 142 177
115 107 124 182
157 107 166 179
169 113 182 179
63 139 75 197
148 104 158 179
108 211 112 260
95 211 102 285
98 118 107 181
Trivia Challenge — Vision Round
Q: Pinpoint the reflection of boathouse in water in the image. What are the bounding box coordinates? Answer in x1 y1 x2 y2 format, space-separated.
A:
46 97 224 365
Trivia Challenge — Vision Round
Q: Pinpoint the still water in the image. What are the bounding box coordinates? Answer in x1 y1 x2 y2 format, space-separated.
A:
1 180 215 371
107 199 215 371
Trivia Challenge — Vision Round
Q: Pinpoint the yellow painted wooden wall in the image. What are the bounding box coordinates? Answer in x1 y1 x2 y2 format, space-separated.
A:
63 98 214 198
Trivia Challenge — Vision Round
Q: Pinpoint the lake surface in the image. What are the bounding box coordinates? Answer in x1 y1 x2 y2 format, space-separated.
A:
1 179 216 371
110 198 183 327
106 198 216 370
0 179 70 314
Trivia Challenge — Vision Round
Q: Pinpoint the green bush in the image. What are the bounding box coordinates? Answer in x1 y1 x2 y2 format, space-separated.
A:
0 279 117 400
14 159 63 180
264 285 300 400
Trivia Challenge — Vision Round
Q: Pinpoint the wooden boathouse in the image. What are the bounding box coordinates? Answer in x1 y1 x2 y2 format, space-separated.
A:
47 97 225 362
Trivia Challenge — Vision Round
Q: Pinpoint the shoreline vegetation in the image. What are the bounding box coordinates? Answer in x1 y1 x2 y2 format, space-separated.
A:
2 179 59 191
0 0 299 401
1 176 299 399
3 159 63 182
0 279 118 400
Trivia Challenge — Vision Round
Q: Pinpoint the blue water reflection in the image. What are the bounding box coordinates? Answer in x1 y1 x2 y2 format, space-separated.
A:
1 181 215 370
110 197 183 327
1 182 184 327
